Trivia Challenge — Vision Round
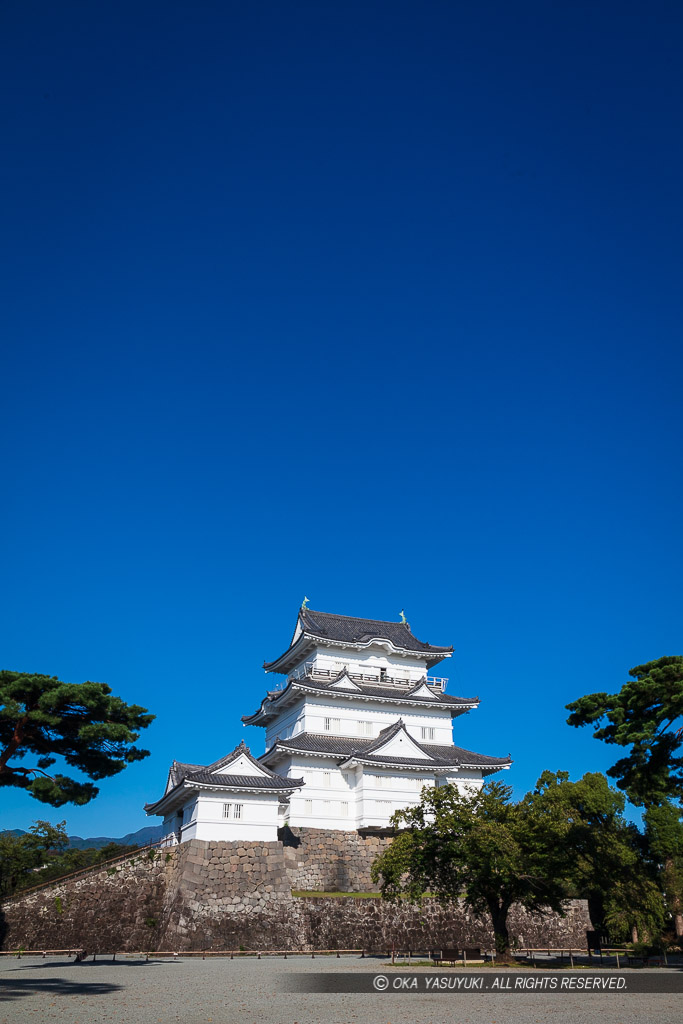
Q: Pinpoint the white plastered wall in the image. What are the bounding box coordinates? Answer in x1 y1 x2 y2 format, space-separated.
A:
178 789 282 842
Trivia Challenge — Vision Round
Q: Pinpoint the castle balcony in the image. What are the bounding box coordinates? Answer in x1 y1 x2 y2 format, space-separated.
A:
284 664 448 692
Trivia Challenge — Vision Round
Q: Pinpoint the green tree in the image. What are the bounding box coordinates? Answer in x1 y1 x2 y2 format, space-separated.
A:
371 781 570 958
529 771 665 943
644 801 683 938
0 671 154 806
26 841 139 889
0 820 68 897
566 656 683 807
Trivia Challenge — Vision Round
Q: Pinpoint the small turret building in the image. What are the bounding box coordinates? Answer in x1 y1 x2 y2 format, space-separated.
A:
146 606 511 843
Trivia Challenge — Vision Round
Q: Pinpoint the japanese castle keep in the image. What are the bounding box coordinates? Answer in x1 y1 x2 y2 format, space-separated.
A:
145 606 512 844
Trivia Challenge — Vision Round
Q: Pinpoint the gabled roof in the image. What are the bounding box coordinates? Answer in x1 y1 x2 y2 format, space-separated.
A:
203 741 277 776
357 718 432 760
145 741 303 816
242 675 477 727
260 729 512 774
264 608 453 673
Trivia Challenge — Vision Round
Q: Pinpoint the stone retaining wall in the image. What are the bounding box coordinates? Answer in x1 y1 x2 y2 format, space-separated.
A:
0 829 593 953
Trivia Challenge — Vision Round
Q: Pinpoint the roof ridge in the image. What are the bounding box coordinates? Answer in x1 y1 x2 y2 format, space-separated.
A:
306 609 411 626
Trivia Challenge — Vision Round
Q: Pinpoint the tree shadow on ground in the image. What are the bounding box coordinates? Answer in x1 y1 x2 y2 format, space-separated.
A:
0 977 123 1001
10 958 178 971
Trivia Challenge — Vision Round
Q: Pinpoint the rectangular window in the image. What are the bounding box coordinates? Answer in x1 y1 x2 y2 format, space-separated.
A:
340 802 349 817
323 772 332 788
304 800 312 815
222 803 231 818
374 776 384 788
234 803 242 819
324 717 341 732
421 727 435 740
358 721 373 736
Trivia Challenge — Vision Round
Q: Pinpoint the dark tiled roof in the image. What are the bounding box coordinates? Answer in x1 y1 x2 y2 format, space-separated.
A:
184 771 303 790
300 609 452 654
168 761 203 788
204 742 282 778
264 608 452 671
290 677 475 706
261 731 512 769
146 741 302 814
241 677 476 726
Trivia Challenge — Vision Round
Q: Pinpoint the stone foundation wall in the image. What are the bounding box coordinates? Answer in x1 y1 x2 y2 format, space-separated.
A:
0 829 593 953
281 827 392 892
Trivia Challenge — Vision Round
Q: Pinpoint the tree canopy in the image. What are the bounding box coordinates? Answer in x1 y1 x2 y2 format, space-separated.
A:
566 656 683 808
0 820 68 898
529 770 665 942
644 800 683 938
371 773 670 955
0 671 154 806
371 780 570 957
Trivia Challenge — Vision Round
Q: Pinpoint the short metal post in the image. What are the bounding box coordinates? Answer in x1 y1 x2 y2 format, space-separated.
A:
463 950 467 967
257 952 261 959
570 951 574 968
616 952 620 969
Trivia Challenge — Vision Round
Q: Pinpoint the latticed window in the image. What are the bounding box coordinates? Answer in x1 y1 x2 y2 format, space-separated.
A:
323 772 332 788
358 721 373 736
222 803 231 818
234 804 242 819
324 717 341 732
421 727 435 740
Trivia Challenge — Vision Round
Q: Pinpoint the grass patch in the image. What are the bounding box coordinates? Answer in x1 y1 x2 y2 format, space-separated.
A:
291 890 381 899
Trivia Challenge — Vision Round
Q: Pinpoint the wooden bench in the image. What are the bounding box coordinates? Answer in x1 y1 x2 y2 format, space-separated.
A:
432 948 481 965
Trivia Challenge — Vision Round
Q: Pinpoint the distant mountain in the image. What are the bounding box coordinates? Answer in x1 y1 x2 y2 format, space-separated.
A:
1 824 163 849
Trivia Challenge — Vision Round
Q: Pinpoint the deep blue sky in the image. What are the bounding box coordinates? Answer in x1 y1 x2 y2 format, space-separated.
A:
1 1 681 838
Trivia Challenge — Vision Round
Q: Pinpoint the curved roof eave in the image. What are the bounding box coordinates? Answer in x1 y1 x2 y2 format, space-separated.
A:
242 680 477 725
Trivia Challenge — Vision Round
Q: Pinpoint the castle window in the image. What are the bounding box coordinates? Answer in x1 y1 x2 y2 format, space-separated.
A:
379 668 387 682
222 803 231 818
223 802 242 819
304 800 312 815
323 772 332 788
324 717 340 733
358 721 373 736
421 727 435 741
340 802 349 816
234 803 243 819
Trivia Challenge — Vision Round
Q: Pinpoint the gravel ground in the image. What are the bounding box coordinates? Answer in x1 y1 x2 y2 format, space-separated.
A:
0 955 680 1024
